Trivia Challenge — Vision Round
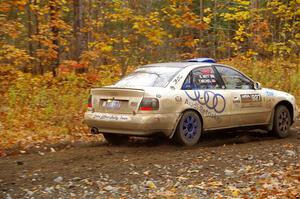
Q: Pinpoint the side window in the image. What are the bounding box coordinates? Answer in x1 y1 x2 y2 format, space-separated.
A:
182 67 221 90
216 66 253 89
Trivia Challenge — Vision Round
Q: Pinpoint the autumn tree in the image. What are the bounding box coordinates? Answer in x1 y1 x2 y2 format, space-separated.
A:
0 0 299 75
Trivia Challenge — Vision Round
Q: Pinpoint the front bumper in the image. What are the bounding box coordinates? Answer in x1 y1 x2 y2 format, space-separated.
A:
84 111 180 137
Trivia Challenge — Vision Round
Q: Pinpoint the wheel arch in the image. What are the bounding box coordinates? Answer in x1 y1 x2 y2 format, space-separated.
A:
274 100 294 124
169 108 204 139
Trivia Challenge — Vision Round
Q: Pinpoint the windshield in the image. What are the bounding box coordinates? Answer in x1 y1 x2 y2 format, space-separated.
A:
115 66 182 87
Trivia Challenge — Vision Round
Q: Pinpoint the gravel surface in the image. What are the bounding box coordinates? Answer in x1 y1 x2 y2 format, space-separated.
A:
0 121 300 198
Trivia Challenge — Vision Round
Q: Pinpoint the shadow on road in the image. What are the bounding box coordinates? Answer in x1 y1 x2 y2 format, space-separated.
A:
93 128 298 149
55 119 300 151
5 123 298 156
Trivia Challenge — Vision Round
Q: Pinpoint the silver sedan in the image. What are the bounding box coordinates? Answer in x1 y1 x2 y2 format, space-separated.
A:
84 58 298 146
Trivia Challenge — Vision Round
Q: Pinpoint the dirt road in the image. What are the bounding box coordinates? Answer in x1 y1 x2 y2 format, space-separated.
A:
1 121 300 198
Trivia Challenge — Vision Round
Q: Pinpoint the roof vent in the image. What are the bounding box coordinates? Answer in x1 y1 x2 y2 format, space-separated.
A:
185 57 216 63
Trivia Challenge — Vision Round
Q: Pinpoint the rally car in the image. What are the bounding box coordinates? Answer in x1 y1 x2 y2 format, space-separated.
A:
84 58 298 146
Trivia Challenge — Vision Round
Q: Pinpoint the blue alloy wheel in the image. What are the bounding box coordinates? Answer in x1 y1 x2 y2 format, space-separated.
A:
175 111 202 146
183 116 198 139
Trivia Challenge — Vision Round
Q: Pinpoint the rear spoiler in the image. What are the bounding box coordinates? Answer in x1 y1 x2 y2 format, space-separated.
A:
90 87 145 99
91 86 144 92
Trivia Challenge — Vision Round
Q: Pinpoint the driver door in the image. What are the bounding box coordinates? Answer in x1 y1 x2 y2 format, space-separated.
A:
215 65 271 127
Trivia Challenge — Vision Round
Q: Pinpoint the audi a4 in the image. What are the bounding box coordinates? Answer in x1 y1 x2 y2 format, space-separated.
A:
84 58 298 146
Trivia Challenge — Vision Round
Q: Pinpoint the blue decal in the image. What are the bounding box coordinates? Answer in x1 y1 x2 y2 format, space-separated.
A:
185 90 226 113
265 90 274 96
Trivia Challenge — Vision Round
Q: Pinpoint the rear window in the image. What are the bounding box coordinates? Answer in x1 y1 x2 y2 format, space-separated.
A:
115 67 182 87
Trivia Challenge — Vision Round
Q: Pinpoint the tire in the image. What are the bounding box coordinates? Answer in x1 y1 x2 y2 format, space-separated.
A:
271 105 291 138
174 111 202 146
103 133 129 145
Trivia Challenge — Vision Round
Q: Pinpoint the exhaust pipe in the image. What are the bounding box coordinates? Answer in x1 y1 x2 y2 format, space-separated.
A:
91 127 100 134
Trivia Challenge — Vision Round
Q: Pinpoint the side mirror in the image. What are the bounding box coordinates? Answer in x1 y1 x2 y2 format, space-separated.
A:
254 82 261 90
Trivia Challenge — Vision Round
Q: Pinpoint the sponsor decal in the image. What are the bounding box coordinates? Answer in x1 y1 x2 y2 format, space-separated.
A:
173 75 183 85
265 90 274 96
185 90 226 113
90 113 130 121
198 74 216 84
185 99 218 120
240 94 261 103
193 69 216 85
240 94 262 108
175 96 182 102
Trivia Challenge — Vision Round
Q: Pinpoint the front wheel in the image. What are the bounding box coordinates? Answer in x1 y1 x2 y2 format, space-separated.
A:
103 133 129 145
174 111 202 146
271 105 291 138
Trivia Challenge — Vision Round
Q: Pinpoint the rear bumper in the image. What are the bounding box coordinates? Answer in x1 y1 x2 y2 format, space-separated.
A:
84 111 180 137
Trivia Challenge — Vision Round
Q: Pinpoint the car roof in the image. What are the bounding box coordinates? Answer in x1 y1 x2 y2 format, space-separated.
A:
141 62 211 68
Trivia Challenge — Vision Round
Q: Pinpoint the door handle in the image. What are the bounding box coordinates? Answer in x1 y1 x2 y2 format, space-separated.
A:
233 97 240 103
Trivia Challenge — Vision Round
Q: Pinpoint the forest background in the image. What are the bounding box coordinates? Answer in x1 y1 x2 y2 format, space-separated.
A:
0 0 299 150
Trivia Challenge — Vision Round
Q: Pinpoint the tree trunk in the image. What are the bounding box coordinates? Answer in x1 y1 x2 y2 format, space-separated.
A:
26 0 34 57
25 0 33 73
213 0 217 58
199 0 204 56
250 0 259 9
249 0 259 54
73 0 85 61
50 0 60 77
32 0 43 75
73 0 87 73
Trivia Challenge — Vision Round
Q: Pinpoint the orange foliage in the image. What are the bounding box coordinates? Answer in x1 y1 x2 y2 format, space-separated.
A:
0 0 299 151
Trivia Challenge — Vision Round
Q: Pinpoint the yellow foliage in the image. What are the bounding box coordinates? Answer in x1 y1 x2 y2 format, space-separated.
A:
0 68 118 149
100 45 113 53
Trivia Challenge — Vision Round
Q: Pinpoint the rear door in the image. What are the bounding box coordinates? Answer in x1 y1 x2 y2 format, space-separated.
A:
182 66 231 129
215 65 270 126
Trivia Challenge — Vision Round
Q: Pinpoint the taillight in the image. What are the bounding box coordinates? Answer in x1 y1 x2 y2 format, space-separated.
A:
139 98 159 111
87 95 92 108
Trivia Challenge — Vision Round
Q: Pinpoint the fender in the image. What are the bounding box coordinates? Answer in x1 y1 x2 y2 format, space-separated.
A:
168 109 203 138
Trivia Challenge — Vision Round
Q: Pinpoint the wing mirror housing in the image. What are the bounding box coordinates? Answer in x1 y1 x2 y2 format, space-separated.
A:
254 82 261 90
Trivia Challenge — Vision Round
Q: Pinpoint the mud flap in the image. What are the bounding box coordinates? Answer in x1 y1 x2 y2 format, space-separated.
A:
168 113 183 139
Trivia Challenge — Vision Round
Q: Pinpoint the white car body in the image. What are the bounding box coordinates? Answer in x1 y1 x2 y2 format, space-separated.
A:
84 60 298 145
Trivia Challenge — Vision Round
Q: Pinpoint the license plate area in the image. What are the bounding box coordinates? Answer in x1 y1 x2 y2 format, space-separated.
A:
98 99 131 113
102 100 121 110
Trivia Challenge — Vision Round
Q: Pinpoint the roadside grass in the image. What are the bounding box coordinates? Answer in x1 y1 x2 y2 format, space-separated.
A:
0 70 101 150
0 58 299 150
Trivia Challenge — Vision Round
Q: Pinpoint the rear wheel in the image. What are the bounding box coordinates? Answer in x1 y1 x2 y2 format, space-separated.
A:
175 111 202 146
271 105 291 138
103 133 129 145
